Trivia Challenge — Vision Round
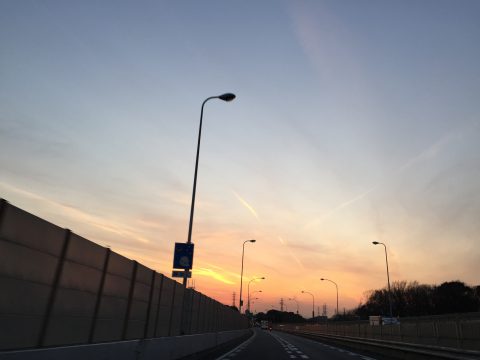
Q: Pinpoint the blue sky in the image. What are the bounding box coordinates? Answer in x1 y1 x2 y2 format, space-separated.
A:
1 0 479 314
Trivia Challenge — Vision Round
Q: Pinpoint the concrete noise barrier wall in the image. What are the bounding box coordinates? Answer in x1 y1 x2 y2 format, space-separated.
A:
0 199 248 351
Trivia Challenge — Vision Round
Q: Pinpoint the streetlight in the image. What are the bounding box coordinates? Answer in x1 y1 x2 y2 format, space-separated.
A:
288 298 299 314
247 286 265 312
320 278 339 316
239 239 256 312
372 241 393 318
301 290 315 320
248 277 265 313
184 93 236 286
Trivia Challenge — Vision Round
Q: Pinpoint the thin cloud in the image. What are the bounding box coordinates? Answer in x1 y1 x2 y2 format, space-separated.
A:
304 187 376 230
278 236 306 270
193 267 235 285
0 181 150 244
304 127 466 230
232 190 259 221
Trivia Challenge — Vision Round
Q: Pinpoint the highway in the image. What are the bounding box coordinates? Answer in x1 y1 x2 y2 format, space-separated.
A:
216 328 378 360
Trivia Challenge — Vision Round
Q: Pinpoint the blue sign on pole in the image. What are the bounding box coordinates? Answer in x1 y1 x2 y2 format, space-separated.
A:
173 243 194 270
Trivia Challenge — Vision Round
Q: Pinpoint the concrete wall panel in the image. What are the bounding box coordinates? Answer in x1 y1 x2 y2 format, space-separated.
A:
51 288 96 316
154 277 174 337
0 204 65 256
102 273 131 298
125 320 144 340
43 316 91 346
107 253 134 278
66 234 106 270
132 282 150 305
0 240 58 285
0 315 42 350
0 200 249 350
59 261 102 293
169 283 184 336
0 274 51 316
96 295 128 318
145 273 162 338
135 264 151 285
190 291 200 334
128 300 148 321
92 318 123 343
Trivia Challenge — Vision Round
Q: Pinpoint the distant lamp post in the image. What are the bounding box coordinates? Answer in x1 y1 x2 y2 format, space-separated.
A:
247 276 265 312
301 290 315 320
239 239 256 312
372 241 393 318
184 93 236 287
288 298 299 314
320 278 339 316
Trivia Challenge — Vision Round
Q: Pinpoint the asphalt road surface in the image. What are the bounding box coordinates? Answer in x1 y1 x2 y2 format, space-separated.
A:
216 328 377 360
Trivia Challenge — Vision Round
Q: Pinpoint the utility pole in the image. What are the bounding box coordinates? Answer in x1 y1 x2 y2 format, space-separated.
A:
280 298 284 312
232 292 236 308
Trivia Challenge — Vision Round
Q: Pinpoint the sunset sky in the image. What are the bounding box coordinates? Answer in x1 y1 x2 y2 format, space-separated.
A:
1 0 480 317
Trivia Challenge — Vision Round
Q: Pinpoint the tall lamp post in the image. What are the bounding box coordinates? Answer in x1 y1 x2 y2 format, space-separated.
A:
320 278 339 316
184 93 236 286
239 239 256 312
372 241 393 318
301 290 315 320
248 277 264 313
288 298 299 314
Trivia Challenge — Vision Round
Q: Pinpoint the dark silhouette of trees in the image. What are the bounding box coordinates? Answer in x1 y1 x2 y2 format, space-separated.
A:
432 281 479 314
255 310 305 323
352 280 479 319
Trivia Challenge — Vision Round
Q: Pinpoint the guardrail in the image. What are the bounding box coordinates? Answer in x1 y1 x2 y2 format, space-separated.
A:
278 314 480 351
280 329 480 360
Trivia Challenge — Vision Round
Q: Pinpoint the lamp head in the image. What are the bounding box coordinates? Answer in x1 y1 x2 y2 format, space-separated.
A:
372 241 379 245
320 278 325 281
260 277 265 279
218 93 236 102
249 239 256 243
301 290 305 293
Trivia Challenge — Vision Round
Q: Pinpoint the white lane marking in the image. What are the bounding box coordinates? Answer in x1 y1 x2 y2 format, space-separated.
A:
271 332 310 359
276 331 376 360
214 330 256 360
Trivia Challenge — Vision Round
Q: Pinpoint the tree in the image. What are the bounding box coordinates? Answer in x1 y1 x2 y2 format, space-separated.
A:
352 280 478 318
432 281 479 314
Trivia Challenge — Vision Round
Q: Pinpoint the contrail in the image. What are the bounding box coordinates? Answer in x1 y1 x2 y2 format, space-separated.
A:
232 191 260 221
278 236 306 270
304 127 465 230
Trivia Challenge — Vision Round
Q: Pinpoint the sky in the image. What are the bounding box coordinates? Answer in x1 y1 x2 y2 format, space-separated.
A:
1 0 480 317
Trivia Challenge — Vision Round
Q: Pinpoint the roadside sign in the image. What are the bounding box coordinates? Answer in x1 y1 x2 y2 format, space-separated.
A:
172 270 191 278
173 242 194 269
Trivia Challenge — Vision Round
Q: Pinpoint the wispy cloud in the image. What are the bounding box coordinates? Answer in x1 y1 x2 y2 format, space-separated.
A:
277 236 306 270
304 187 376 230
193 267 235 285
232 190 259 221
397 132 458 173
304 128 464 230
0 181 150 244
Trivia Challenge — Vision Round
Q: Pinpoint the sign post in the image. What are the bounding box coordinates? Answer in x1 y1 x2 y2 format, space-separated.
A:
172 243 194 283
